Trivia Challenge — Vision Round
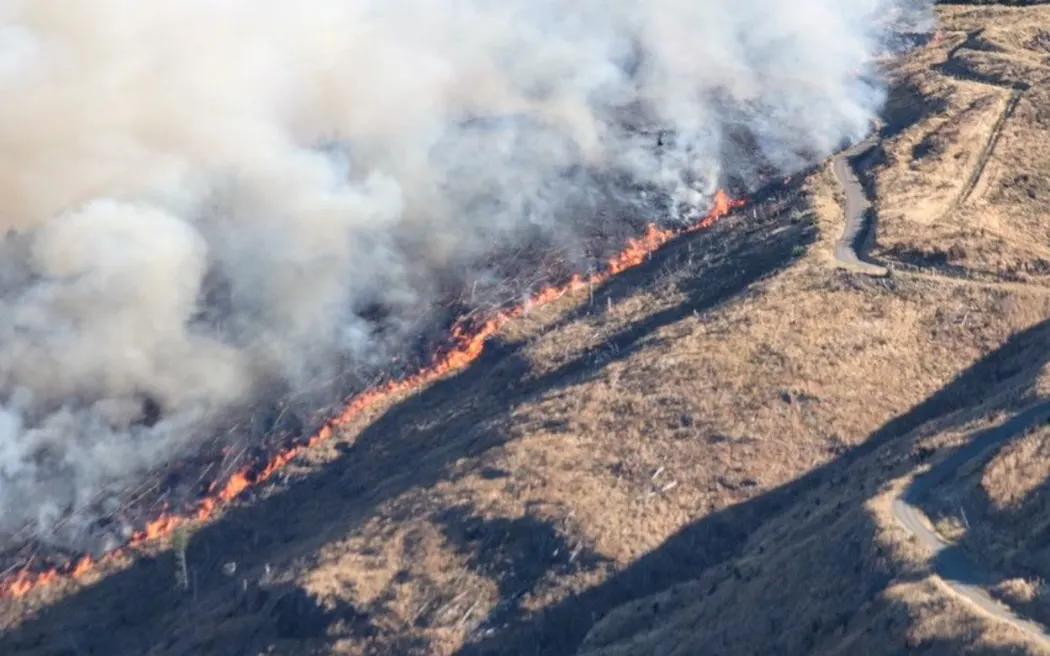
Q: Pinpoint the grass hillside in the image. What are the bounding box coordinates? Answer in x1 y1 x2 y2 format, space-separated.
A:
2 3 1050 655
579 4 1050 655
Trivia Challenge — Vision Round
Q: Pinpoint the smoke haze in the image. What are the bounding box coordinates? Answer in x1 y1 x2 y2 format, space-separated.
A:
0 0 935 552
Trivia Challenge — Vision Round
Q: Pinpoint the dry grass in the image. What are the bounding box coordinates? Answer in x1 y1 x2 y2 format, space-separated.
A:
983 426 1050 510
3 4 1050 656
994 578 1043 607
871 5 1050 280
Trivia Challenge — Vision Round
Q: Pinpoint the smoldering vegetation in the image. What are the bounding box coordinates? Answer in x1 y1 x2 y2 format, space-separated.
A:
0 0 936 555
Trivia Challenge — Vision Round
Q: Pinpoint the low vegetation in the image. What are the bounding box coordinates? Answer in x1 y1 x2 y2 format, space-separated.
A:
2 3 1050 655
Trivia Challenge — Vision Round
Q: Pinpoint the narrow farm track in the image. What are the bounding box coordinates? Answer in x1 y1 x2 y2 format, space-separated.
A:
892 405 1050 651
897 268 1050 295
950 86 1024 213
830 142 1050 294
829 132 889 276
829 89 1024 283
936 28 1030 218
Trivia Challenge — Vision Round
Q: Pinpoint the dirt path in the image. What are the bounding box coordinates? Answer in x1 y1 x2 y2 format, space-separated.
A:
948 86 1024 214
892 405 1050 650
830 133 889 276
830 119 1050 295
936 29 1029 219
833 33 1050 645
892 267 1050 295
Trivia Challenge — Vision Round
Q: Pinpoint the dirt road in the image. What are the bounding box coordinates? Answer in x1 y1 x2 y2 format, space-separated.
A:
830 127 1050 649
830 133 889 276
892 404 1050 650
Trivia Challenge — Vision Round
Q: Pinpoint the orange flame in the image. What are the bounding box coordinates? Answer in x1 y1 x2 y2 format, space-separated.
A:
0 189 744 599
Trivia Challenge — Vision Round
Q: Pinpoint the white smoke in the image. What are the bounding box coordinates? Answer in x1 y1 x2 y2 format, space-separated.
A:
0 0 936 551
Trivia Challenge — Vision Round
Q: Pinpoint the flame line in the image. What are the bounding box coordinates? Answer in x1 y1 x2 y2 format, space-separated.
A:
0 190 744 599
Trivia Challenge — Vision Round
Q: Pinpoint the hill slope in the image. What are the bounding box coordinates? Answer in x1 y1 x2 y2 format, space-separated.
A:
3 4 1050 656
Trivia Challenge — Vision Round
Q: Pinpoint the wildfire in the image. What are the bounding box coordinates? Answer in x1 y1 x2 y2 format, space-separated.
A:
0 189 744 599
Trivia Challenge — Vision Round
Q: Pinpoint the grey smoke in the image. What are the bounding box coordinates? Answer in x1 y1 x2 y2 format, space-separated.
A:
0 0 935 551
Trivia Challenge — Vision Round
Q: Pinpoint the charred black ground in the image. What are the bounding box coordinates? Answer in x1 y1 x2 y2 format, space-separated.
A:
0 166 806 583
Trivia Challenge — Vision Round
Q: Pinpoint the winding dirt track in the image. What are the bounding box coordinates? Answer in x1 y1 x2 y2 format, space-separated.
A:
891 405 1050 650
830 132 1050 296
830 133 889 276
831 140 1050 649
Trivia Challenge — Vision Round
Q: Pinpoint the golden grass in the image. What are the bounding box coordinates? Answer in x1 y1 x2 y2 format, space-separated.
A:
983 426 1050 510
4 4 1050 656
871 5 1050 279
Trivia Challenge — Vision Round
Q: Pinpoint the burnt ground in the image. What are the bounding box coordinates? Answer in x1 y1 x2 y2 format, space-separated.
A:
0 179 815 655
0 170 768 578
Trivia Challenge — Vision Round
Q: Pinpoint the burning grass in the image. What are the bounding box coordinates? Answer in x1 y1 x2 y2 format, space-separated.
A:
0 191 744 600
2 148 1035 654
7 6 1050 653
0 172 815 654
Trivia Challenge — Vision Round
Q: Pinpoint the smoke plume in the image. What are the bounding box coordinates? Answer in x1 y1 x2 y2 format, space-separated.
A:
0 0 935 552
